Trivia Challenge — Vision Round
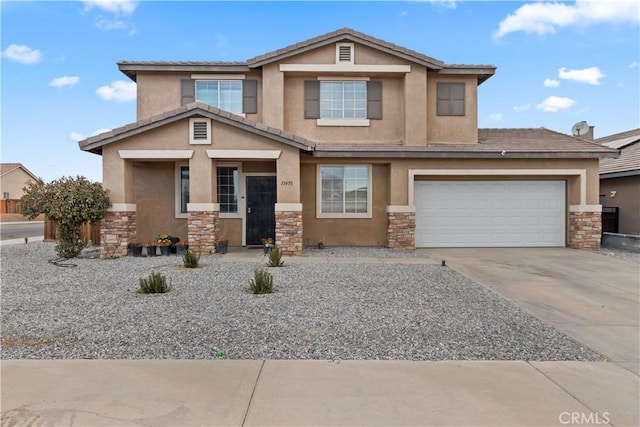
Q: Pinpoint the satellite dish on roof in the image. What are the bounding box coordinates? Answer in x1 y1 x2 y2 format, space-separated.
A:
571 121 590 136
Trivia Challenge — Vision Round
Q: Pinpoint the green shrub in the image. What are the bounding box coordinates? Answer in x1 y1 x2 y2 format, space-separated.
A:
249 268 274 294
266 245 284 267
138 272 171 294
182 249 200 268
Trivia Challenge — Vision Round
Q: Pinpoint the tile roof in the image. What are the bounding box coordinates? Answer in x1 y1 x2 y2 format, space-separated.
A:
78 102 315 154
596 128 640 174
0 163 38 179
117 28 495 83
313 128 618 158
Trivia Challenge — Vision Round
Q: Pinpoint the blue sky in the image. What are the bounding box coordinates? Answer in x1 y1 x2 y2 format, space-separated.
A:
1 0 638 182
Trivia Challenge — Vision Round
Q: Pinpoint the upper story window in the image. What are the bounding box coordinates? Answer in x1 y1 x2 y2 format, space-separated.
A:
320 81 366 119
437 82 465 116
196 80 242 113
181 78 257 114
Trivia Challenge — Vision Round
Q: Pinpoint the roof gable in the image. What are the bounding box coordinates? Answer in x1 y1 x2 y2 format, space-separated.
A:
0 163 38 180
78 102 314 154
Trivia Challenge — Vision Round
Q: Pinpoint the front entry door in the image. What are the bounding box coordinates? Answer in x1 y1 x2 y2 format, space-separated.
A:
246 176 276 245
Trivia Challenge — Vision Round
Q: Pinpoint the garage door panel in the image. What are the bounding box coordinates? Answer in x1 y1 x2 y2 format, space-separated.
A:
415 180 565 247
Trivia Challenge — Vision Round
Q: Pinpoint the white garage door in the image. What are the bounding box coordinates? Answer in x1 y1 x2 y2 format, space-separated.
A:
415 181 565 247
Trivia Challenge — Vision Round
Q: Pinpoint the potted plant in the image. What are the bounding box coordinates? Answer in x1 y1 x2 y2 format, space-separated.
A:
128 242 144 257
261 237 274 255
175 240 188 255
217 239 229 254
156 234 172 256
317 236 325 249
146 240 157 257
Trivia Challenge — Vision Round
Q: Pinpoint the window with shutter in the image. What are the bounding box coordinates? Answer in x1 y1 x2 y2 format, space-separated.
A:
437 82 465 116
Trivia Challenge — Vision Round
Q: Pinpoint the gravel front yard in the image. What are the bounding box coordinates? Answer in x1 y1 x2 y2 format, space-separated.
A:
1 243 602 361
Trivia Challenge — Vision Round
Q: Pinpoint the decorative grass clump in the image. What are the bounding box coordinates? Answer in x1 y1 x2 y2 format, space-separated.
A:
266 246 284 267
138 271 171 294
182 249 200 268
249 268 274 294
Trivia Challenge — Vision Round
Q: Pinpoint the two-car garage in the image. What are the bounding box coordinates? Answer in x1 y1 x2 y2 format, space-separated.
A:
414 180 566 247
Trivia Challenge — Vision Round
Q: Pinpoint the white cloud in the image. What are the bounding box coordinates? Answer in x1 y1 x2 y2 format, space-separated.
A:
494 0 640 39
544 78 560 88
49 76 80 88
558 66 605 85
70 132 85 142
95 17 127 31
96 80 136 102
83 0 137 16
428 0 457 9
489 113 503 121
93 128 112 136
513 104 531 111
536 96 576 112
629 61 639 68
1 44 42 64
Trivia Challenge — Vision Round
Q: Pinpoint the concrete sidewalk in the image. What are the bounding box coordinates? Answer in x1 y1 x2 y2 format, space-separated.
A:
2 359 638 426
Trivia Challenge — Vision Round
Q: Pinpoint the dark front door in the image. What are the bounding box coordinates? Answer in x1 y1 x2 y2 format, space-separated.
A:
246 176 276 245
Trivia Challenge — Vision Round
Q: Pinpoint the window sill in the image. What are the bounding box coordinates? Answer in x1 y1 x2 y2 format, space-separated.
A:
219 212 241 219
317 118 370 127
316 213 372 219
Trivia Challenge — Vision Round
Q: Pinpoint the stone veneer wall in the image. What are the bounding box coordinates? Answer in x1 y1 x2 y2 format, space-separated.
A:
275 211 303 255
101 211 136 258
188 211 218 254
387 211 415 249
568 211 601 250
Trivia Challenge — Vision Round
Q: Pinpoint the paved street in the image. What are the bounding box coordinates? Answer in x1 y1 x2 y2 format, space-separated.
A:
0 222 44 241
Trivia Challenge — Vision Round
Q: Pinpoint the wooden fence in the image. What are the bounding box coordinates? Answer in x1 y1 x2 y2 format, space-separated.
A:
0 199 22 214
44 218 101 245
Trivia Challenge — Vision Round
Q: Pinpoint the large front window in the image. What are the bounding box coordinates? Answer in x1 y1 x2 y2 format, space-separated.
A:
196 80 242 113
318 165 371 218
320 81 367 119
217 166 238 213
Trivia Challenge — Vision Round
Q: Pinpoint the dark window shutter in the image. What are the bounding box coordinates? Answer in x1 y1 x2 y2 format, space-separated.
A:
242 79 257 114
304 80 320 119
181 79 195 106
367 80 382 120
437 82 465 116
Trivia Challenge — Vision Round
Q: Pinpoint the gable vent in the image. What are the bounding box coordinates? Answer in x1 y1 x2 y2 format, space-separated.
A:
193 121 208 140
338 45 351 62
336 43 354 64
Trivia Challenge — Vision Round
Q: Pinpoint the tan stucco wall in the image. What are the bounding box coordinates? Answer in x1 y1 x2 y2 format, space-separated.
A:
135 71 262 122
600 175 640 234
300 161 390 247
0 168 35 199
219 218 242 246
133 162 187 243
426 74 478 143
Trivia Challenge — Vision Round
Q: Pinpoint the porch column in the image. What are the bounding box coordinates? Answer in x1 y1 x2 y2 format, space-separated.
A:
101 152 136 258
568 205 602 250
386 205 415 249
187 203 219 254
275 203 303 255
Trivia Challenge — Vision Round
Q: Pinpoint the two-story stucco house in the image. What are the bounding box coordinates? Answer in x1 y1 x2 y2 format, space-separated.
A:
78 28 617 258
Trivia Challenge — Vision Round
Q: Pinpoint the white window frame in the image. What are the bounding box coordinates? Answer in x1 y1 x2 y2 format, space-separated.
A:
318 80 368 122
217 163 242 219
195 80 244 114
175 162 189 219
316 164 373 219
189 118 211 145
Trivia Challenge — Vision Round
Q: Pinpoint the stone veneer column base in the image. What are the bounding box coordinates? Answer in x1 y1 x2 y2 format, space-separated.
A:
569 211 602 250
101 211 136 258
275 211 303 256
188 211 218 255
387 209 415 249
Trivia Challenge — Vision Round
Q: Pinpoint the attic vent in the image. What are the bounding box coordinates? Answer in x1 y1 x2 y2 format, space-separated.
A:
189 118 211 145
193 121 208 140
336 43 354 64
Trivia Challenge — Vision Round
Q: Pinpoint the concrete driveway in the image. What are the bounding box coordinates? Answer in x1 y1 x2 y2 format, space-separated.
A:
421 248 640 374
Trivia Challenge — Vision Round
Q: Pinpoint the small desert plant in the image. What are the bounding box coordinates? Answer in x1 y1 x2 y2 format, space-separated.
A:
249 268 274 294
182 249 200 268
266 245 284 267
138 271 171 294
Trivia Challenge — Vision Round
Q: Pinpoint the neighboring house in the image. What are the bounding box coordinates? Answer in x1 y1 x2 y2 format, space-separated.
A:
0 163 38 214
597 128 640 235
78 28 617 258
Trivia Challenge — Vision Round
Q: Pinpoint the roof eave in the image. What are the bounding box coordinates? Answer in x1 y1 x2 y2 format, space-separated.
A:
117 62 251 82
600 169 640 179
312 150 620 159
